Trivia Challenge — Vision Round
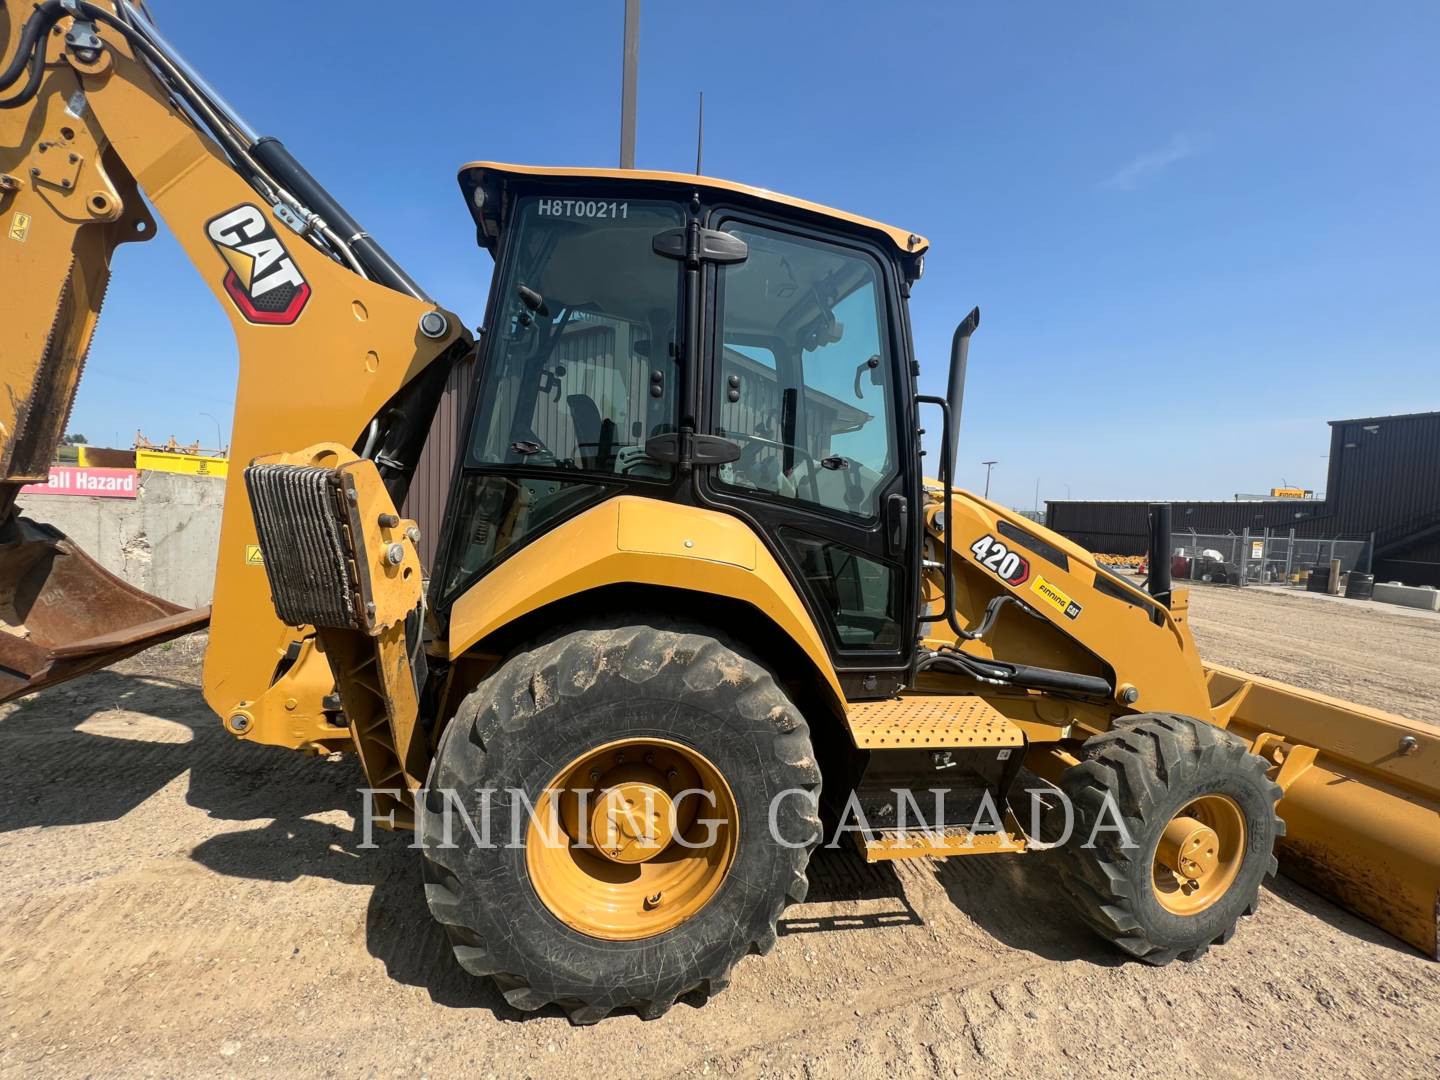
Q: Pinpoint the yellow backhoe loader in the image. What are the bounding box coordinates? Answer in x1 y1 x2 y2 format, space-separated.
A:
3 0 1436 1024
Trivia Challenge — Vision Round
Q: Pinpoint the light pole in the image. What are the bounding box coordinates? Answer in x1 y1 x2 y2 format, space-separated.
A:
981 460 998 499
199 411 225 453
619 0 639 168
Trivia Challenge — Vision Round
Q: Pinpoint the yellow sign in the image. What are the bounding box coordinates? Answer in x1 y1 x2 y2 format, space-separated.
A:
135 448 229 477
1031 575 1082 620
1270 487 1310 499
244 544 265 566
8 211 30 243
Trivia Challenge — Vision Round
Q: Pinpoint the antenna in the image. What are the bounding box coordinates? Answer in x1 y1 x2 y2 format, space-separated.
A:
695 91 704 174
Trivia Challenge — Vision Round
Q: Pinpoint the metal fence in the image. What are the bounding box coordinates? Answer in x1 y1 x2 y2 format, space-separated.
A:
1170 529 1372 587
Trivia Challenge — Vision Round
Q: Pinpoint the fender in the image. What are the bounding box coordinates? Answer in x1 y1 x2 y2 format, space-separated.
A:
446 496 845 708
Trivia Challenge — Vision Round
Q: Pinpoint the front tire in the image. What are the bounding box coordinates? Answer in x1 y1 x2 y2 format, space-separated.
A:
420 620 821 1023
1053 713 1282 964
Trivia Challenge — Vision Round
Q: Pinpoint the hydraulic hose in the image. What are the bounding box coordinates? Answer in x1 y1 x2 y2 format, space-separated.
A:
0 31 47 108
918 647 1115 699
0 1 380 284
0 0 63 108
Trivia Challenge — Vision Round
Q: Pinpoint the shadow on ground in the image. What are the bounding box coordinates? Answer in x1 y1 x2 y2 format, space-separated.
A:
0 665 359 831
932 850 1122 965
779 846 921 936
1265 873 1428 960
0 658 525 1018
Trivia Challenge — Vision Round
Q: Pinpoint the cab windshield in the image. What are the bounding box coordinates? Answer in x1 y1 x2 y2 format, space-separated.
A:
465 196 684 480
438 196 683 601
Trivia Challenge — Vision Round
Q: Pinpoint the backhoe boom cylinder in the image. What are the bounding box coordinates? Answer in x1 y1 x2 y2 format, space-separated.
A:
251 137 430 302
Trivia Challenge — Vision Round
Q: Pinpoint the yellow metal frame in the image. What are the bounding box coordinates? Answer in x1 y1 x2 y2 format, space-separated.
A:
1208 664 1440 958
459 161 928 256
5 3 1435 963
0 5 465 727
134 448 228 477
446 495 845 709
925 487 1214 720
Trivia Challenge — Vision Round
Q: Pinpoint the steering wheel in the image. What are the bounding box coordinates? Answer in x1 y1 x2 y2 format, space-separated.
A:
724 432 822 505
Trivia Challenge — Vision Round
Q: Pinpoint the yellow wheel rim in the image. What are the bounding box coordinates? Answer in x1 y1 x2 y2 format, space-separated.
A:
1152 794 1246 915
526 738 738 941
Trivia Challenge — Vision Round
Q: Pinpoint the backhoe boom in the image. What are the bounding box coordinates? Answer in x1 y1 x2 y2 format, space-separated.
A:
0 0 467 722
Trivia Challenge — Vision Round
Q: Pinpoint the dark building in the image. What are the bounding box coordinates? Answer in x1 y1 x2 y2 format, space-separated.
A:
1045 411 1440 586
401 354 475 571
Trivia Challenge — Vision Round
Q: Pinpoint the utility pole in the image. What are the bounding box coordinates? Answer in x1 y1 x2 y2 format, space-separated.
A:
619 0 639 169
982 460 998 499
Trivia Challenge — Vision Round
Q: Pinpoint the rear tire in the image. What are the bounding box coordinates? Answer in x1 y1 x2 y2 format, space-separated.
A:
1053 713 1282 964
420 620 821 1023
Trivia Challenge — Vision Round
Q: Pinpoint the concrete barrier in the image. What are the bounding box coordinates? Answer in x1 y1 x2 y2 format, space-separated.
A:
16 471 223 608
1372 581 1440 612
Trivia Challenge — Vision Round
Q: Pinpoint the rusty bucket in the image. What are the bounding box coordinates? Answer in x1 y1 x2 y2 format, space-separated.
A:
0 513 209 702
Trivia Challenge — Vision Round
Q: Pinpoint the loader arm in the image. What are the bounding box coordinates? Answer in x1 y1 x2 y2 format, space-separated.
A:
922 485 1439 959
0 1 467 731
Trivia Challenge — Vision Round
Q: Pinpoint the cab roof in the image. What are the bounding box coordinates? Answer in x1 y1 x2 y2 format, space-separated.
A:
457 161 928 261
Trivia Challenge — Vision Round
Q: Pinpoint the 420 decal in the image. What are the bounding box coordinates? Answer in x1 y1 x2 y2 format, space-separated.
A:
968 534 1031 586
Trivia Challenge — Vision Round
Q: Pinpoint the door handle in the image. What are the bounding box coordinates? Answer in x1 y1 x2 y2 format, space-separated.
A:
885 493 909 557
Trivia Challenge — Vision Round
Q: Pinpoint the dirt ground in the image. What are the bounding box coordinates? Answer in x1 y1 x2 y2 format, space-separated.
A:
2 586 1437 1079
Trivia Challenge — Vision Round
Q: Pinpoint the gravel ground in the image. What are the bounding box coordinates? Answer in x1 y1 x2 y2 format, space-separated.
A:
1185 583 1440 726
1 586 1436 1078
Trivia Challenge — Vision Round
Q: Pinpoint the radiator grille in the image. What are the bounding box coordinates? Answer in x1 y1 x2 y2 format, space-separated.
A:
244 463 360 629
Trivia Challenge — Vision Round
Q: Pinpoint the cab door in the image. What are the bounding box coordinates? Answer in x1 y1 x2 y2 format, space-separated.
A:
697 214 918 695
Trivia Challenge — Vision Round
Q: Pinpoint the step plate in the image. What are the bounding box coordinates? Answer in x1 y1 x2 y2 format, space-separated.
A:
845 695 1024 750
861 824 1027 862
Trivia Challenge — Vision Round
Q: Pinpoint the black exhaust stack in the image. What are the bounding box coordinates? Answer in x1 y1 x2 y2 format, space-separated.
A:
942 307 980 480
1148 503 1173 608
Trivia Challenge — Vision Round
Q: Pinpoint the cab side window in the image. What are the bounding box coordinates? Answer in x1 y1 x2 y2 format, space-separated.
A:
713 225 896 521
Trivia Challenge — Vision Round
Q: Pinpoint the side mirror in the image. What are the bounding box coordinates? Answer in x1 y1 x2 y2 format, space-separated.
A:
942 307 980 479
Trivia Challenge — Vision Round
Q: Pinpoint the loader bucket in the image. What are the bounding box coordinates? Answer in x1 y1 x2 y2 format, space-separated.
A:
1206 663 1440 959
0 514 209 703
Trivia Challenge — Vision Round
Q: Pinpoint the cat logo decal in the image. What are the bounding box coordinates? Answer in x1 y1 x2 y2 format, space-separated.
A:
206 205 310 325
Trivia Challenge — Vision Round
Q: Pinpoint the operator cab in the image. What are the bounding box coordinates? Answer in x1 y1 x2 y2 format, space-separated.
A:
435 163 928 694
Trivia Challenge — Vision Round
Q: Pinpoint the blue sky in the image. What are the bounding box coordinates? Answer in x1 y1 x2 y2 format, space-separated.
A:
72 1 1438 508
